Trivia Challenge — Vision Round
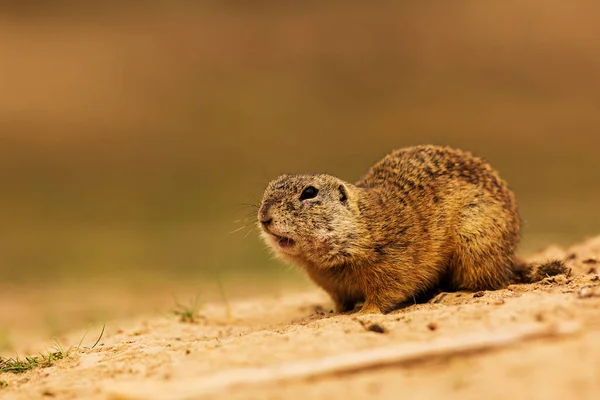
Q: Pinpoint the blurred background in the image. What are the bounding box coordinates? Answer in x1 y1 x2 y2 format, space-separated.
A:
1 0 599 350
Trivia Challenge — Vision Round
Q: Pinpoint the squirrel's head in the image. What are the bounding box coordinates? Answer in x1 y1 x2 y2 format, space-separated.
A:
258 174 368 268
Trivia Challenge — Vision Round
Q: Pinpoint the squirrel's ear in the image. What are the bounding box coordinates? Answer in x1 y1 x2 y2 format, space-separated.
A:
338 185 348 205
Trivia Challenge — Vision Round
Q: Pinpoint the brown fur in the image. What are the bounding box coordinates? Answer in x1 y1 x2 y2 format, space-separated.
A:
257 145 567 314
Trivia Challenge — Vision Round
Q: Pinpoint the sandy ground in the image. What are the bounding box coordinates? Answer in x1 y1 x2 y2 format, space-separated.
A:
2 237 600 400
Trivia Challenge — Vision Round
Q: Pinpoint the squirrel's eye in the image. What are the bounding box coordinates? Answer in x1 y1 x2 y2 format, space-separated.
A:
299 186 319 200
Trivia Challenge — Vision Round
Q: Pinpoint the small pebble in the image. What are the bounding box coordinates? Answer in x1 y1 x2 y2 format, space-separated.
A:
473 291 485 298
432 293 448 304
582 258 598 264
577 286 596 299
427 322 438 331
492 299 505 305
553 275 568 285
367 323 386 334
534 313 545 322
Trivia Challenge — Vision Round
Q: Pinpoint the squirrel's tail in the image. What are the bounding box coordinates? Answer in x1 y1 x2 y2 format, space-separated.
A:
510 258 570 284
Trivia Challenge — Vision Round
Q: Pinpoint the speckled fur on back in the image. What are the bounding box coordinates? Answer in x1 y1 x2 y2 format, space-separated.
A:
257 145 567 314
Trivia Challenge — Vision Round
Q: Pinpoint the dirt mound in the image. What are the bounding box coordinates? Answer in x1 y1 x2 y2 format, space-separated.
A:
2 237 600 400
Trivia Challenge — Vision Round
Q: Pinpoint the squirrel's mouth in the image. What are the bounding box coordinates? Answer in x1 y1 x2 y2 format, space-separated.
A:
261 225 297 249
273 234 296 249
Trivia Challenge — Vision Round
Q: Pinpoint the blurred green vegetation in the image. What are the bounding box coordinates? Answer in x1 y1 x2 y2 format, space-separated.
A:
1 0 599 286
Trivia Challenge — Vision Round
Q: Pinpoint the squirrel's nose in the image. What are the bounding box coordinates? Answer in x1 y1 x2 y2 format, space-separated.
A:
258 203 273 226
260 217 273 227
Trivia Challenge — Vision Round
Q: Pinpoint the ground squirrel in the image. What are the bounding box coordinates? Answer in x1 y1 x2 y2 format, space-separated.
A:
257 145 567 314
